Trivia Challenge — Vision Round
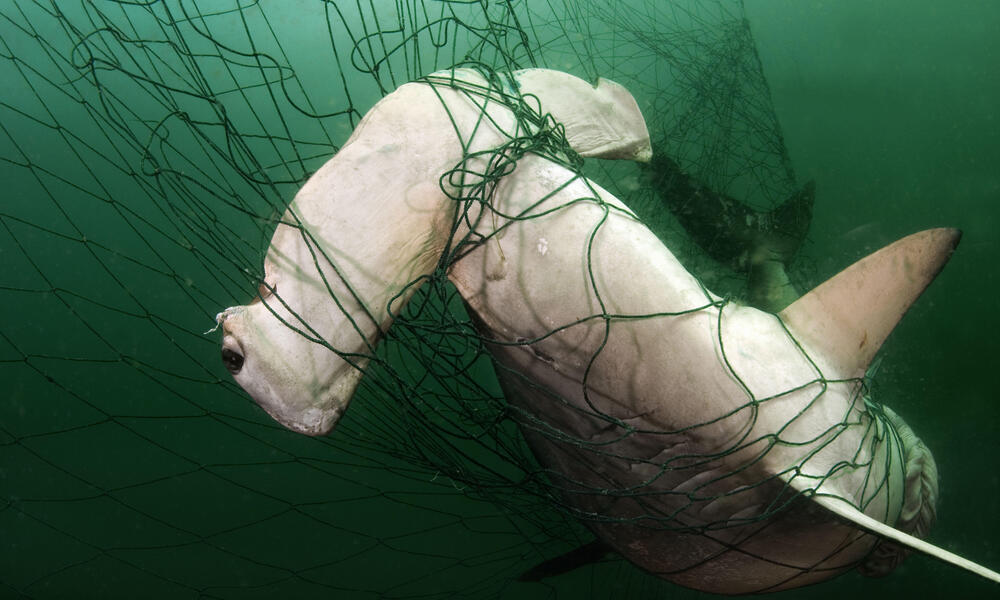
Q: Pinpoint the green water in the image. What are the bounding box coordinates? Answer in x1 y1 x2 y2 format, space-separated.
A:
748 3 1000 598
1 1 997 598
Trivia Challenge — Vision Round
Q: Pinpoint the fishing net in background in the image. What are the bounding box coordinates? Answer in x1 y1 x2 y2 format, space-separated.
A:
0 0 865 598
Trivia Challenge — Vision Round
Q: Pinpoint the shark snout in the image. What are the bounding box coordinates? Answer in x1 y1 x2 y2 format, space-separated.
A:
265 403 342 437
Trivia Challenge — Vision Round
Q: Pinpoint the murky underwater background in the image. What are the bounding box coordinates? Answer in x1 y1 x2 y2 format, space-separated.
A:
1 0 997 598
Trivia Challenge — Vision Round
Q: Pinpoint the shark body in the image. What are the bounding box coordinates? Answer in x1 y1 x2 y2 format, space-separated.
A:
214 68 998 593
449 151 955 592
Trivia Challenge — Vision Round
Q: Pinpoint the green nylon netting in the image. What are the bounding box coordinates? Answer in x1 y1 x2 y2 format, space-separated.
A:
0 1 984 598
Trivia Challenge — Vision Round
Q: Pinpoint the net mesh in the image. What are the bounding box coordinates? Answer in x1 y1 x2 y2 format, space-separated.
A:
0 1 973 598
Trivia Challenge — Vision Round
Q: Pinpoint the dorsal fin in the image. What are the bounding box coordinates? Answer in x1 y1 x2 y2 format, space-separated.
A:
514 69 652 162
779 228 961 379
803 488 1000 584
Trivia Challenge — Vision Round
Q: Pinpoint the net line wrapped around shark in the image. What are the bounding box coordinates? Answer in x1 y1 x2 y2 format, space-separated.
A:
213 57 972 592
1 0 995 597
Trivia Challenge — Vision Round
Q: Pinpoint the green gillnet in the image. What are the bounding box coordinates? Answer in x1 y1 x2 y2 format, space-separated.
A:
0 1 989 599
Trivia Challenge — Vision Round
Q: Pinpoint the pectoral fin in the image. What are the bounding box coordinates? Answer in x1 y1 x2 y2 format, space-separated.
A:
514 69 651 162
517 539 612 581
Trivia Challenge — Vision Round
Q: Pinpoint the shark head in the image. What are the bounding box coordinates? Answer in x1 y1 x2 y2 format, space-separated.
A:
215 281 368 437
213 214 391 438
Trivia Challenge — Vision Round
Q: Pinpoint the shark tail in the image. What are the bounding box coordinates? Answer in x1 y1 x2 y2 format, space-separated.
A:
646 149 814 311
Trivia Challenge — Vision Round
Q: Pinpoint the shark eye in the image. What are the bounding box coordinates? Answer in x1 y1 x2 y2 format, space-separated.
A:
221 347 245 374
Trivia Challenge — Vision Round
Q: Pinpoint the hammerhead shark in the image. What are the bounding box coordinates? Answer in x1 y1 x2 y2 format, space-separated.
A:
211 68 999 593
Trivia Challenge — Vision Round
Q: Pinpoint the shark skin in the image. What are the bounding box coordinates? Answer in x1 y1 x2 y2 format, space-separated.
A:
214 69 1000 592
